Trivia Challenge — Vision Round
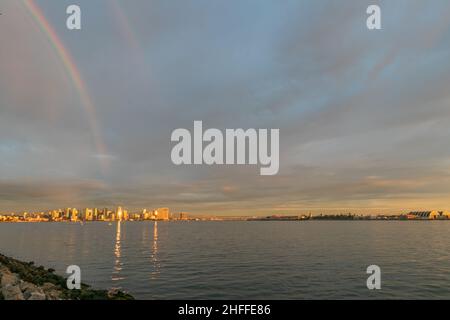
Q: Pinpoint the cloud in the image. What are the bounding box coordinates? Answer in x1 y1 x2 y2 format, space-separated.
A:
0 179 107 211
1 0 450 214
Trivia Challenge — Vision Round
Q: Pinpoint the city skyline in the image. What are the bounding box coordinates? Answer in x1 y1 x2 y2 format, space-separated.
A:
0 206 174 221
2 205 450 222
2 1 450 215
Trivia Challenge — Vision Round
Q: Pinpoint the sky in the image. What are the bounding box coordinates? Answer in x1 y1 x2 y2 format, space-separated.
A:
1 0 450 215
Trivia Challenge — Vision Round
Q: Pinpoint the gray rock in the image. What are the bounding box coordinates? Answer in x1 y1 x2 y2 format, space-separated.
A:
0 264 9 274
28 292 46 300
108 287 120 298
45 290 62 300
41 282 57 290
41 282 62 300
1 272 18 287
20 281 44 299
2 284 25 300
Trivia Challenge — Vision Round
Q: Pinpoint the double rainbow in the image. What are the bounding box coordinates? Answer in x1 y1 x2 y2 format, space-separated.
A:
22 0 142 172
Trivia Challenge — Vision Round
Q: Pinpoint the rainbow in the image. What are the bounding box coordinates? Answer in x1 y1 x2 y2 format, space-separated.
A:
108 1 161 107
109 0 144 62
22 0 109 171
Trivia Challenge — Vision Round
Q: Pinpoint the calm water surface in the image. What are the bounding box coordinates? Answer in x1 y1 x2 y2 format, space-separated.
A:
0 221 449 299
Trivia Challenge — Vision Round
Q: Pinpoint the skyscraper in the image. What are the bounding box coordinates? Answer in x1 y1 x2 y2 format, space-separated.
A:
85 208 94 221
155 208 170 220
117 206 123 221
70 208 79 222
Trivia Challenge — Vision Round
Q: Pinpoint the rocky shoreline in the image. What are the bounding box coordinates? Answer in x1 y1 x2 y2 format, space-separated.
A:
0 254 134 300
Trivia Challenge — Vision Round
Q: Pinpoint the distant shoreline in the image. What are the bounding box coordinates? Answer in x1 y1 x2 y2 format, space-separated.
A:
1 218 449 223
2 210 449 222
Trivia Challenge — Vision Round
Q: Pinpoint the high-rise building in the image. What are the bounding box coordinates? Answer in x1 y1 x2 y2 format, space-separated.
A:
49 210 60 221
155 208 170 220
102 208 108 221
117 206 123 221
143 209 150 220
179 212 189 220
85 208 94 221
90 208 96 220
70 208 79 222
64 208 71 219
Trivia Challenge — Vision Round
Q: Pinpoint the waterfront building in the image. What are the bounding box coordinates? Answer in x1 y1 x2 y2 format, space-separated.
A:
155 208 170 220
50 210 61 220
142 209 149 220
85 208 94 221
64 208 71 219
407 211 450 220
70 208 79 222
179 212 189 220
116 206 123 221
131 213 141 220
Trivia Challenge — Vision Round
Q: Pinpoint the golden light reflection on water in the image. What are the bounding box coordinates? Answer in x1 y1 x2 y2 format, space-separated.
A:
112 220 125 281
150 221 160 279
110 221 161 283
66 226 77 261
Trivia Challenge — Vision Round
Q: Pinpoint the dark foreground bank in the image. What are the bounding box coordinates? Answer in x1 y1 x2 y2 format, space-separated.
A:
0 254 133 300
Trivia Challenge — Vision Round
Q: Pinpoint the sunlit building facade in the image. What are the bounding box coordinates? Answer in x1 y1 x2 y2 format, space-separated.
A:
407 211 450 220
155 208 170 220
85 208 94 221
116 206 123 221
